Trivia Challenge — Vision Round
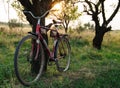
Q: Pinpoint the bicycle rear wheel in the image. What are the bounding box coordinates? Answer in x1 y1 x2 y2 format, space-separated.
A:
54 36 71 72
14 34 44 86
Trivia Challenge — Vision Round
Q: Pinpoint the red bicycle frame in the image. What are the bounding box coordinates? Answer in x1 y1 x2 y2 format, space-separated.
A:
23 10 60 61
32 18 58 61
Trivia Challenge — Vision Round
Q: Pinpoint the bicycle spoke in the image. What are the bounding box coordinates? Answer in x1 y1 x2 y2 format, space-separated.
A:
14 35 45 86
55 37 70 72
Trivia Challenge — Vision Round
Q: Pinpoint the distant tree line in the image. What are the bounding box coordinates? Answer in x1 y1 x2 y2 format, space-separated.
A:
8 19 23 29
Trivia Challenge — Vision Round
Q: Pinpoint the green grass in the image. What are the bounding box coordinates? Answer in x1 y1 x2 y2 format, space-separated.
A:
0 28 120 88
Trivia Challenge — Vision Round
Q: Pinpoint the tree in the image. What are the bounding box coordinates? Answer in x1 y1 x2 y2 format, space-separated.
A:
11 1 25 21
16 0 62 73
84 22 94 30
8 19 23 29
78 0 120 49
49 1 81 33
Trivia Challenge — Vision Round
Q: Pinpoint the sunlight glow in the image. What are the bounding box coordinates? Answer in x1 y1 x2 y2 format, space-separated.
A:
52 3 62 10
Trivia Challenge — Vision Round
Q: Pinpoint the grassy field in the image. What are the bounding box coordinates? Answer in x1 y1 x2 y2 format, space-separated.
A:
0 27 120 88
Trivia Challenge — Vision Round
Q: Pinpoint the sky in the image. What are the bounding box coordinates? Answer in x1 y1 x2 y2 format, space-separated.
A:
0 0 120 30
77 0 120 30
0 0 18 22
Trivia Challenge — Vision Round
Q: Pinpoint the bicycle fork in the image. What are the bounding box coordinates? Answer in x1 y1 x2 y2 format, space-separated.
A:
34 39 40 60
29 38 40 61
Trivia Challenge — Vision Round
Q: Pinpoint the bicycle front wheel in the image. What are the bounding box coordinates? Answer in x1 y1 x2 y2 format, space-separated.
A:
54 36 71 72
14 34 44 86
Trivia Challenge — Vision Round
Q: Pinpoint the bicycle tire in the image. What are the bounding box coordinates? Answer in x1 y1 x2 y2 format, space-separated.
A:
14 34 45 86
54 36 71 72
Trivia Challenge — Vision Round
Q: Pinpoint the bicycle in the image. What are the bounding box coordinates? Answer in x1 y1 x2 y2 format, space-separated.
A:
14 10 71 86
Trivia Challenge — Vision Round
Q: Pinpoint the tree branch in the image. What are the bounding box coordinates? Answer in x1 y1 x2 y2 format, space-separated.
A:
101 1 106 25
106 0 120 25
85 0 95 13
83 4 92 15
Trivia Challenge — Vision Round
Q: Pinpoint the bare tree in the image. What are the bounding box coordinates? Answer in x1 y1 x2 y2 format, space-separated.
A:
78 0 120 49
17 0 62 73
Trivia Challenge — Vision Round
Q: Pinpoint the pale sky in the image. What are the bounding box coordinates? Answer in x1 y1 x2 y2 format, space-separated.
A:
0 0 120 30
0 0 18 22
77 0 120 30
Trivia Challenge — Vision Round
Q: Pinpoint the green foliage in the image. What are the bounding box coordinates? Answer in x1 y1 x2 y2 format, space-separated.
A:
74 22 95 33
50 1 81 33
62 2 81 21
11 0 25 21
83 23 94 30
75 25 86 33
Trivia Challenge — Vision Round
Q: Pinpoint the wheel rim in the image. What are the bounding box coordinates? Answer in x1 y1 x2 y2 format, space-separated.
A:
56 38 70 72
15 35 44 85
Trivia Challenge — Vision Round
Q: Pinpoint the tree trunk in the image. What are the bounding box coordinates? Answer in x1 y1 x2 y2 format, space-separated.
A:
31 18 48 73
93 29 105 50
82 0 119 50
65 27 68 33
18 0 64 73
93 26 111 49
18 0 50 73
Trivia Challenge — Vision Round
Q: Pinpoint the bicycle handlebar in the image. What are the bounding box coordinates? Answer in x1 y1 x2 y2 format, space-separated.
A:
23 10 50 19
23 10 63 30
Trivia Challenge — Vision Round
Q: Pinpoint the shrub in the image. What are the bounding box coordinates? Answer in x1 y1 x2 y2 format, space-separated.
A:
8 19 23 29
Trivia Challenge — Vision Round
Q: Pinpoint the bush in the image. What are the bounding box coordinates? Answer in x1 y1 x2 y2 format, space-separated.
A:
8 19 23 29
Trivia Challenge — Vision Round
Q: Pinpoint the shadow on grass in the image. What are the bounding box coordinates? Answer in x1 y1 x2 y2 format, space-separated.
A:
66 69 120 88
